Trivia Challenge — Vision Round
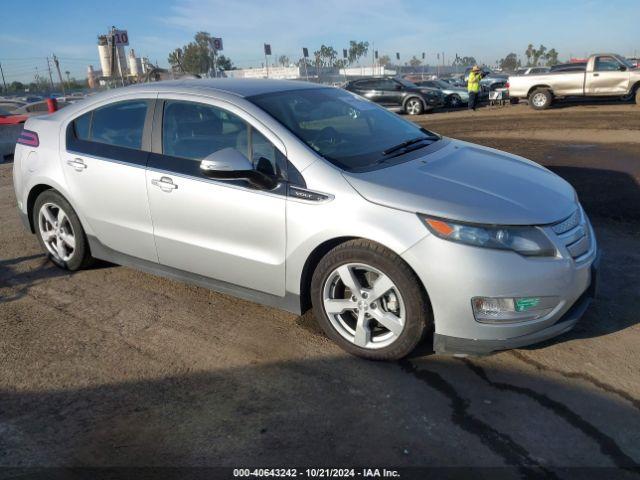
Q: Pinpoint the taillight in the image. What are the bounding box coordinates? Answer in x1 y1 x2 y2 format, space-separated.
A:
17 129 39 147
505 81 510 89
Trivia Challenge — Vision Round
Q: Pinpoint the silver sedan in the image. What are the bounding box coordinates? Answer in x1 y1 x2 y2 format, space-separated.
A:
13 79 598 359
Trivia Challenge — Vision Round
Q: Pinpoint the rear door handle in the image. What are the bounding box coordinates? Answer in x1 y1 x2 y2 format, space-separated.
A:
67 158 87 171
593 73 599 77
151 176 178 192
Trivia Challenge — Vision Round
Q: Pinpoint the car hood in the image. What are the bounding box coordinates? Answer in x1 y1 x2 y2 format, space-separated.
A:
342 139 576 225
443 87 468 95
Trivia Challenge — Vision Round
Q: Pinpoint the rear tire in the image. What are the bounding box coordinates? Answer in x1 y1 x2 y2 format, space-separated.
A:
635 87 640 106
33 190 93 271
528 88 553 110
404 97 424 115
510 97 520 105
311 239 430 360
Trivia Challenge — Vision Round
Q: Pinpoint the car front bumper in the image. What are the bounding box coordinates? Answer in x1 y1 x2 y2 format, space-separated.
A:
401 221 599 355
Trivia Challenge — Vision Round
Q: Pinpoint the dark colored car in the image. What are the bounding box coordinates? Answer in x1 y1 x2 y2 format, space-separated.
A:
344 77 445 115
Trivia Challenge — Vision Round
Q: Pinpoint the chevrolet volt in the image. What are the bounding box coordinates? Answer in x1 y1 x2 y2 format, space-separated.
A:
13 79 598 360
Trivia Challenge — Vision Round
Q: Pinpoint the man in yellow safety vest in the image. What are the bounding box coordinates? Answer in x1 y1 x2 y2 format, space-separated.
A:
468 65 483 111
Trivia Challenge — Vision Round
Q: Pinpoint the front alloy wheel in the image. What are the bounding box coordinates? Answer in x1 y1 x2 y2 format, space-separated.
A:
311 239 430 360
323 263 405 349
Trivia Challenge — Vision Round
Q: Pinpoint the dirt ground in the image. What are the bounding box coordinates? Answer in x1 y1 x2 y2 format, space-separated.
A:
0 102 639 476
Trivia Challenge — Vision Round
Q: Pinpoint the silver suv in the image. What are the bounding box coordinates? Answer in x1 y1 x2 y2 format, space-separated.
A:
13 79 598 360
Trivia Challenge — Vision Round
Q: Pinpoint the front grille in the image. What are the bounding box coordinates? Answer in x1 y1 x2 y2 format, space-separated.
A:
551 207 592 260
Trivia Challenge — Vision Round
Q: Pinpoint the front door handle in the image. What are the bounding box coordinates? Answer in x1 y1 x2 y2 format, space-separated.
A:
67 158 87 172
151 176 178 192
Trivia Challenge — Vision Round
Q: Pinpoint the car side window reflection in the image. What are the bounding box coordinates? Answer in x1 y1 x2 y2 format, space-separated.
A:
594 56 621 72
162 101 249 161
162 100 286 179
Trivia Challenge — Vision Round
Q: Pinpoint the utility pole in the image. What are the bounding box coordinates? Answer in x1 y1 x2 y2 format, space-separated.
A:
0 60 7 94
46 57 55 90
52 54 66 96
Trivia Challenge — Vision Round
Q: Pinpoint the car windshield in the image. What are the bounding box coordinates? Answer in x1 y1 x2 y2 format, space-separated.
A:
616 55 636 69
248 88 439 171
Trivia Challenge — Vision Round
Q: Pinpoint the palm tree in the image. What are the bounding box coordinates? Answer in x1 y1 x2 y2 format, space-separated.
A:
525 44 535 66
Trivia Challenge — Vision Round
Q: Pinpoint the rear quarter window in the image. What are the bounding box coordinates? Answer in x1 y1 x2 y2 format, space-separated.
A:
90 101 148 149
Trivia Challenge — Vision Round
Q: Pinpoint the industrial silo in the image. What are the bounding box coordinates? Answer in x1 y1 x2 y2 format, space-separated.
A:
128 49 143 77
97 35 112 77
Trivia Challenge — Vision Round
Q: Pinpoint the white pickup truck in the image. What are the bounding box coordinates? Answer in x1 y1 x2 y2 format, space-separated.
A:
508 53 640 109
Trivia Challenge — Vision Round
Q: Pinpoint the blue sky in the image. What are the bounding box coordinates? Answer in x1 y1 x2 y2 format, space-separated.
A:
1 0 638 83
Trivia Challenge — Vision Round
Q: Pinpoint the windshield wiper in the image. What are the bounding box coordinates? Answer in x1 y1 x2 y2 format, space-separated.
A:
382 136 431 155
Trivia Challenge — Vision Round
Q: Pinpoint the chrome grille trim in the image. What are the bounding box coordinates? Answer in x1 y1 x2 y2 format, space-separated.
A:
551 209 581 234
551 206 591 260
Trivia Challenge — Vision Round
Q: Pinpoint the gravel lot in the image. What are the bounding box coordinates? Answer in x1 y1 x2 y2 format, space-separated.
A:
0 102 639 475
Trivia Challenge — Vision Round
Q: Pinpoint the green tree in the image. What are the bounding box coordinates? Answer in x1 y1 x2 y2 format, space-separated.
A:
168 32 233 76
525 44 535 66
499 53 519 71
347 40 369 65
9 81 25 93
313 45 338 68
378 55 391 67
533 44 547 66
409 55 422 67
277 55 290 67
217 55 235 71
545 48 559 66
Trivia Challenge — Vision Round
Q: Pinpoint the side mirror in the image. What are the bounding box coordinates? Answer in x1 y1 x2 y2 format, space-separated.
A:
618 65 627 71
200 148 277 190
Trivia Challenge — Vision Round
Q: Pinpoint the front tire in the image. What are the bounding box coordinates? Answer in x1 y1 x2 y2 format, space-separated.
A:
447 94 462 108
33 190 93 271
635 87 640 106
404 97 424 115
311 239 430 360
528 88 553 110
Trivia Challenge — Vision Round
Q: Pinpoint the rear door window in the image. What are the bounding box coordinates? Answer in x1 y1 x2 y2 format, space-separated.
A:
90 101 148 149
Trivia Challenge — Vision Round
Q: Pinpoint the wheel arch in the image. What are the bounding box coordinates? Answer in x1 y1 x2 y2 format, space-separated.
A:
298 236 433 322
527 85 554 97
402 95 426 111
26 184 55 233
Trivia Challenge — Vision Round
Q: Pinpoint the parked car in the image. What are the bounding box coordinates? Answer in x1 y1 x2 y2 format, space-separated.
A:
480 73 510 92
344 77 444 115
0 107 28 125
508 53 640 109
440 75 466 88
12 99 70 116
514 67 550 75
414 79 469 107
14 79 598 360
0 100 27 112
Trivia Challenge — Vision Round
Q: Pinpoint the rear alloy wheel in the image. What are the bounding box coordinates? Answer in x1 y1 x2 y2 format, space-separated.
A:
404 97 424 115
34 190 93 271
529 88 553 110
311 239 429 360
447 94 462 108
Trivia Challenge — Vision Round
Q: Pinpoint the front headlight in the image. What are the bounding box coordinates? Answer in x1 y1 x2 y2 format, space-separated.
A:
419 215 556 257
